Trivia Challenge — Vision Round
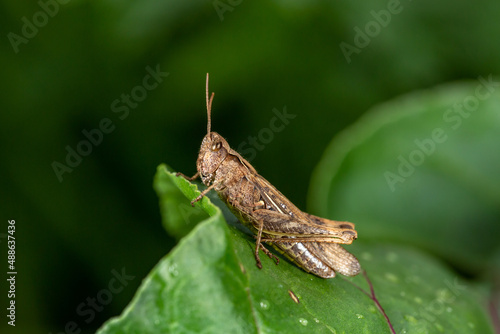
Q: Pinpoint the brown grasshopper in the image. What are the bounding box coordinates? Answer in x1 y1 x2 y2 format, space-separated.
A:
177 74 360 278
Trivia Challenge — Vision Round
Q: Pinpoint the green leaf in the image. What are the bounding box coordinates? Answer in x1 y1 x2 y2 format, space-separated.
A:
309 79 500 275
97 165 493 333
153 165 210 240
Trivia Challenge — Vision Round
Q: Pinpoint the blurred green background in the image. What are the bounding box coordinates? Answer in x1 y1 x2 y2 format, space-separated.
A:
1 0 500 333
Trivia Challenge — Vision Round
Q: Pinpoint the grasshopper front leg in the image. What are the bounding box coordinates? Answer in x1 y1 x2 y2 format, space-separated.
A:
190 183 216 206
176 171 199 181
176 172 217 206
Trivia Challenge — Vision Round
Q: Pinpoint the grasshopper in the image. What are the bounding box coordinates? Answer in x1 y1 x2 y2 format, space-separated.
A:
177 74 360 278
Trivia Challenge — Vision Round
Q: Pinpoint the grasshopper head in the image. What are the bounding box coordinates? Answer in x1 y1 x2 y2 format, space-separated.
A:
195 73 231 186
196 131 230 185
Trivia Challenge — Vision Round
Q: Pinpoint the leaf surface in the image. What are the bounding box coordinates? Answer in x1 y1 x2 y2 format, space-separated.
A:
97 165 493 334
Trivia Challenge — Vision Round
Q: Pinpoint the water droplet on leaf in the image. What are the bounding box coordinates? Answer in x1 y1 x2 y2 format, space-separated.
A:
386 252 398 262
361 252 372 261
385 272 399 283
259 300 270 310
404 314 418 323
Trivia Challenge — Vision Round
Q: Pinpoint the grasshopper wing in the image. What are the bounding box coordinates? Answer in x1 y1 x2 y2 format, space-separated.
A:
303 242 361 277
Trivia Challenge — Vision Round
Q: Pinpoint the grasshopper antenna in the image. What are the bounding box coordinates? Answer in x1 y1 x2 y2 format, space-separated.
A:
206 73 215 135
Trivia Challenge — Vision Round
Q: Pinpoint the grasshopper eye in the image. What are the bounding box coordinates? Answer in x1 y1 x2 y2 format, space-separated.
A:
211 142 222 152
